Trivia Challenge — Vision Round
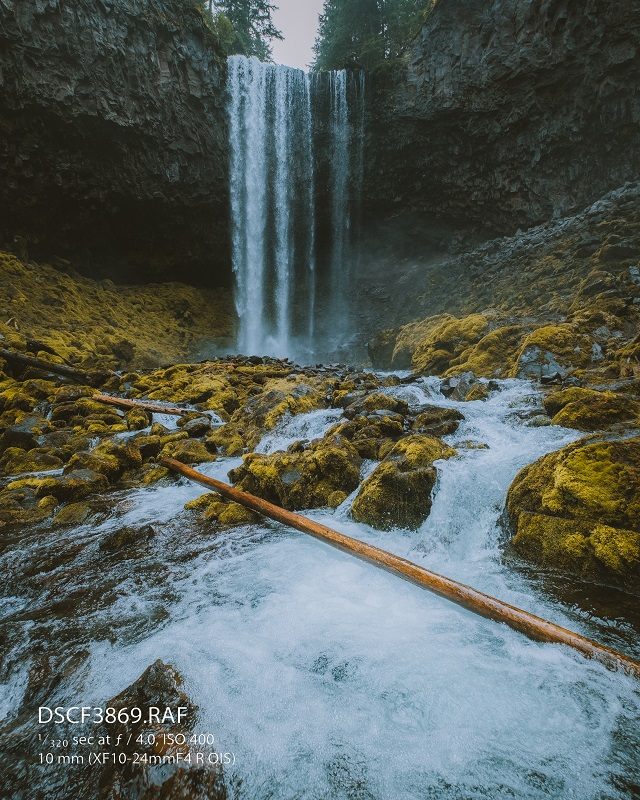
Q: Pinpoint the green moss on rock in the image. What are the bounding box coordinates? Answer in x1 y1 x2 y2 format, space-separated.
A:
350 435 456 530
228 436 362 511
506 437 640 589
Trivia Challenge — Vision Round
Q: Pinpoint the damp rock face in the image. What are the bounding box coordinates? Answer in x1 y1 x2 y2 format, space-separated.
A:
505 437 640 591
370 0 640 233
0 0 230 284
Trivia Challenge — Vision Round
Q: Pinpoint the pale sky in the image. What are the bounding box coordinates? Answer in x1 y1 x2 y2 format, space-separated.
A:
271 0 325 70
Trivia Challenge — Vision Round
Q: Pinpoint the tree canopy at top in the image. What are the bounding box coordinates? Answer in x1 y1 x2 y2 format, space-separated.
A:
198 0 283 61
312 0 432 72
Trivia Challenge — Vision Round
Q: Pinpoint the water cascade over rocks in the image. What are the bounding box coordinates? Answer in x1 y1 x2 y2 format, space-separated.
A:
227 55 365 359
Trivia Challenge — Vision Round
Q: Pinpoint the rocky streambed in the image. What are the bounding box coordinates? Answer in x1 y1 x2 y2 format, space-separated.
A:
0 338 639 798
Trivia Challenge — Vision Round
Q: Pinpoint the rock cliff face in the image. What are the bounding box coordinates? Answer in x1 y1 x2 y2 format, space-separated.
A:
368 0 640 233
0 0 230 285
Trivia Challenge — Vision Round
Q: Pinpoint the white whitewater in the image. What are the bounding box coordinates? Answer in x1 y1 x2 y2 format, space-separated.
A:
227 56 365 359
41 379 638 800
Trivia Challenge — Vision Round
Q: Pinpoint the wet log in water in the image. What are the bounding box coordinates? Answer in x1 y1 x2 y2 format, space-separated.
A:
93 393 188 416
161 456 640 679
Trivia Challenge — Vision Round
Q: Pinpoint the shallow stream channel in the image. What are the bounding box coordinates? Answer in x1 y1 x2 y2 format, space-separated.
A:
1 378 639 799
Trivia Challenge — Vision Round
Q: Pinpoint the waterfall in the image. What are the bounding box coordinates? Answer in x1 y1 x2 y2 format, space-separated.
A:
227 55 364 359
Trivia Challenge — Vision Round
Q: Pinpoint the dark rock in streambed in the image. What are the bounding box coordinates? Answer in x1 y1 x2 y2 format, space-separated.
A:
42 661 227 800
100 524 156 552
412 406 464 437
178 415 213 438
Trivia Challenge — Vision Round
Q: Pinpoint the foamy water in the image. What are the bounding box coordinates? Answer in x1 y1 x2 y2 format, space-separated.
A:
2 380 639 798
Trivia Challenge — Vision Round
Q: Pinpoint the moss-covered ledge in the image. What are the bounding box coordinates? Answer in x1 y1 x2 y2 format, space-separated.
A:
505 436 640 591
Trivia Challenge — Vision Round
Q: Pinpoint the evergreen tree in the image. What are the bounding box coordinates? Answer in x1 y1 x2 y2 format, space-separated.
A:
209 0 283 61
313 0 429 72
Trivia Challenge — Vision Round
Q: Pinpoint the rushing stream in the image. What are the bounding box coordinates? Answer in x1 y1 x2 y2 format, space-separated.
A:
1 379 639 798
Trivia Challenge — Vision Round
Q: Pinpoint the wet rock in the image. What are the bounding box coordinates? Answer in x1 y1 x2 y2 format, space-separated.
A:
440 372 476 401
53 501 96 526
343 393 409 419
327 412 406 460
351 435 457 530
141 465 171 486
136 433 163 461
506 437 640 590
0 486 59 525
464 383 490 402
6 469 109 502
87 660 226 800
100 524 156 552
543 387 640 431
185 494 260 528
125 405 152 431
0 414 48 450
205 425 244 456
515 325 595 380
411 405 464 436
178 415 213 438
0 446 64 476
160 439 217 465
229 436 362 510
65 439 142 482
328 490 348 508
150 421 171 437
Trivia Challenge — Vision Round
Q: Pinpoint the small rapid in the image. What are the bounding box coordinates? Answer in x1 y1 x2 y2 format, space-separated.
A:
1 379 639 799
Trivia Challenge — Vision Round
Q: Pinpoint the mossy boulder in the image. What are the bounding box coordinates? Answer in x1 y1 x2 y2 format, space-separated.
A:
205 425 245 456
159 439 216 465
506 437 640 590
177 415 212 438
326 412 406 460
184 493 260 528
543 388 640 431
65 440 142 482
351 435 457 530
0 447 64 477
6 469 109 503
514 325 596 380
447 325 532 378
411 405 464 436
0 486 59 526
343 393 409 419
0 414 50 451
125 406 151 431
228 436 362 510
54 502 96 526
410 314 489 375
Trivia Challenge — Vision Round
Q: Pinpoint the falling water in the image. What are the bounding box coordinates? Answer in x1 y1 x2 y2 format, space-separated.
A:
227 55 365 359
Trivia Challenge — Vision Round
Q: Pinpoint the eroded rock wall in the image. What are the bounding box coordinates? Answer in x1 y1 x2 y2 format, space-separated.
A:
368 0 640 232
0 0 230 284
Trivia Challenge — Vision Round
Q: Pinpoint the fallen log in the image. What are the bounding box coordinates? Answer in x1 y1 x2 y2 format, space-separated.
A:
161 456 640 679
0 347 107 386
93 394 188 417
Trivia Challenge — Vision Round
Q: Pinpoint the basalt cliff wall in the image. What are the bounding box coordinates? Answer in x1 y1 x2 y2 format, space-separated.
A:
367 0 640 234
0 0 230 285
